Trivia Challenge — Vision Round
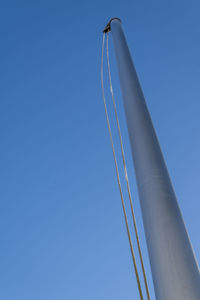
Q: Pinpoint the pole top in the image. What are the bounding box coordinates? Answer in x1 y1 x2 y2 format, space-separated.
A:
103 18 121 33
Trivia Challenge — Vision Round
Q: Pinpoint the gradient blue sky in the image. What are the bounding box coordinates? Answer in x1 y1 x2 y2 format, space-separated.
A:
0 0 200 299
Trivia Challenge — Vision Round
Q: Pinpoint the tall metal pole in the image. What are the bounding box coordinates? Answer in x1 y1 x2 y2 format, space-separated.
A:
106 18 200 300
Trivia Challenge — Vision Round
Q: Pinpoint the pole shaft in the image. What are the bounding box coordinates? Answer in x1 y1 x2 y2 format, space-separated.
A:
110 19 200 300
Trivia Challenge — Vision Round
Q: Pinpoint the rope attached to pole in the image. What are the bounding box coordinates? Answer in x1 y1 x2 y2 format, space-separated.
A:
101 32 144 300
106 34 151 300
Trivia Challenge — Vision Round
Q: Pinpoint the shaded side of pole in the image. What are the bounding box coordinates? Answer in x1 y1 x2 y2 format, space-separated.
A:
110 19 200 300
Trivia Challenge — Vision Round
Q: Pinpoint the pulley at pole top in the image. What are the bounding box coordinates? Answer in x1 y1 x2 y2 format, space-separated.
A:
103 18 121 33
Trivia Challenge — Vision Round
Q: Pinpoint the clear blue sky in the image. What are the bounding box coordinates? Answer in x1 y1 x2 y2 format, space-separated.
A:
0 0 200 299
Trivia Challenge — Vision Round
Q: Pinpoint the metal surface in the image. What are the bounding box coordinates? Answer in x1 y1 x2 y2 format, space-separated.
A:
110 18 200 300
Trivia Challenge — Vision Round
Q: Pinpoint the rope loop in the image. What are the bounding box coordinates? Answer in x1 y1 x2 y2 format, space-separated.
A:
101 32 151 300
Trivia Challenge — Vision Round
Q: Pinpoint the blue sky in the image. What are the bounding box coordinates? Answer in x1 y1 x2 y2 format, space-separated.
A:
0 0 200 299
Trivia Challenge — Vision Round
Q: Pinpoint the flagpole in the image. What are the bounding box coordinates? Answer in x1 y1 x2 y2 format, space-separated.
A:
106 18 200 300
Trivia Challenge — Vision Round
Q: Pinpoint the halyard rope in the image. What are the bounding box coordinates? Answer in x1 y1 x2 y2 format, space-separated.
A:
101 32 144 300
106 34 151 300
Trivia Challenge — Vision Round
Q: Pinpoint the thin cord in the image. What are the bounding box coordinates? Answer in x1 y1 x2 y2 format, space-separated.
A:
101 32 144 300
106 34 151 300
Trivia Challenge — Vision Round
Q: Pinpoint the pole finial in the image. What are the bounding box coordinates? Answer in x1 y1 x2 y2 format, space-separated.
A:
103 18 121 33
